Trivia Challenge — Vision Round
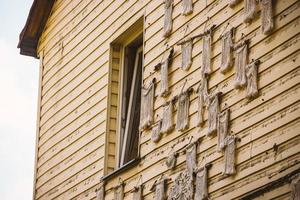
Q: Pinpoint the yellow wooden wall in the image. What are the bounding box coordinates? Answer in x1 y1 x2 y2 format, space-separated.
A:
34 0 300 199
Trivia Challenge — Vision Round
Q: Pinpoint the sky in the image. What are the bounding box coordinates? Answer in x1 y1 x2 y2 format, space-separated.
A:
0 0 39 199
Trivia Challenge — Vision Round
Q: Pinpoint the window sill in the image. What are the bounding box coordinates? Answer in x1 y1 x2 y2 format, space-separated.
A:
102 158 140 181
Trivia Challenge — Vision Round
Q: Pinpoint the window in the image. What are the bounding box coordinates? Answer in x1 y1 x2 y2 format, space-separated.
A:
105 18 144 174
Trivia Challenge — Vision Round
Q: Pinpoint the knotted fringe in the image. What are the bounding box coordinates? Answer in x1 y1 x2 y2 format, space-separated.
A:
217 109 230 152
96 182 105 200
223 135 236 175
243 0 256 23
132 185 143 200
195 165 210 200
182 0 193 15
202 33 212 74
160 48 173 97
161 102 174 134
114 183 124 200
168 171 194 200
234 39 248 89
246 60 259 99
151 177 167 200
151 122 162 143
207 92 221 137
261 0 274 35
166 151 177 169
186 143 197 176
181 38 193 71
176 91 190 131
220 29 234 74
291 173 300 200
229 0 242 7
140 82 154 130
197 74 209 127
164 0 173 37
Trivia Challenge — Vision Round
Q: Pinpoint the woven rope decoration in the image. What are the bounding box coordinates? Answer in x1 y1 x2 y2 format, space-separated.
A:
234 39 249 89
186 143 197 176
195 164 211 200
223 135 236 175
229 0 242 7
244 0 256 23
220 29 234 74
140 82 155 130
291 173 300 200
132 185 143 200
197 74 209 127
261 0 274 35
176 90 190 131
182 0 193 15
164 0 173 37
168 170 194 200
181 38 193 71
202 33 212 74
207 92 221 137
217 109 230 152
246 60 260 99
161 102 174 134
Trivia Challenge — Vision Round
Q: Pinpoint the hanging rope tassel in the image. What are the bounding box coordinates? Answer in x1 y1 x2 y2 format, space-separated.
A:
160 48 173 97
261 0 274 35
176 91 190 131
114 182 124 200
291 174 300 200
186 143 197 176
163 0 173 37
151 177 168 200
161 102 174 134
96 181 105 200
220 29 234 74
182 0 193 15
140 82 155 130
217 109 230 152
246 60 260 99
181 38 193 71
223 135 236 176
132 185 143 200
202 32 212 74
197 74 209 127
151 122 162 143
195 164 211 200
207 92 221 137
165 151 177 169
244 0 256 23
234 39 249 89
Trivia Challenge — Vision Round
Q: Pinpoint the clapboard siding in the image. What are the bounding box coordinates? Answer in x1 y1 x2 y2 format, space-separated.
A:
33 0 300 199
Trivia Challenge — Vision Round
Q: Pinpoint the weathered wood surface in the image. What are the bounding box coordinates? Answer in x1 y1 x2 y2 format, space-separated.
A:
33 0 300 199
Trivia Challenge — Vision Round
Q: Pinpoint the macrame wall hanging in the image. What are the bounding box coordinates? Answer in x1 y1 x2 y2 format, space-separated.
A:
161 101 174 134
202 28 213 74
132 185 143 200
176 87 193 132
220 27 235 74
223 135 237 176
207 92 222 137
233 38 249 89
182 0 193 16
151 176 170 200
229 0 242 7
180 37 193 71
185 142 197 176
195 163 212 200
114 180 125 200
291 173 300 200
95 181 105 200
261 0 274 34
244 0 257 23
164 0 173 37
217 109 230 152
140 79 155 130
197 74 209 127
165 150 178 170
246 60 260 99
152 121 162 143
155 48 174 97
168 170 194 200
